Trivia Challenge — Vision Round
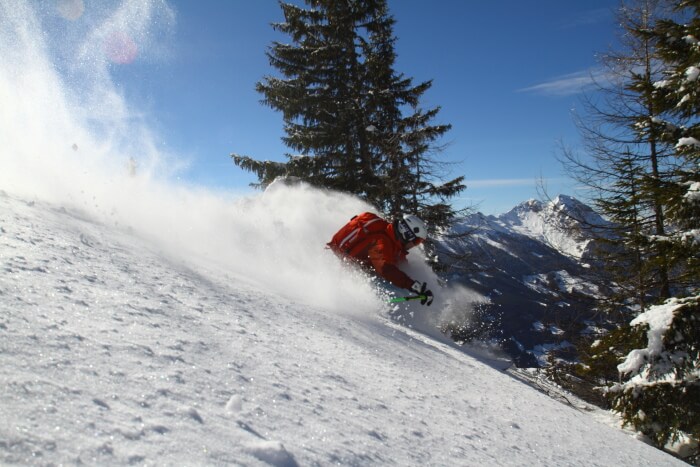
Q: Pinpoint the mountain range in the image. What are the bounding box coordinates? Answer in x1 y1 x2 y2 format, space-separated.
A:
441 195 614 367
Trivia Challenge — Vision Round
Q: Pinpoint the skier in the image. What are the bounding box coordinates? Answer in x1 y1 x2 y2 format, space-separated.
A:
327 212 434 305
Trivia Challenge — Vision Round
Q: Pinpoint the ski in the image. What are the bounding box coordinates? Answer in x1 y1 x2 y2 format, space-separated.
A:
387 295 428 304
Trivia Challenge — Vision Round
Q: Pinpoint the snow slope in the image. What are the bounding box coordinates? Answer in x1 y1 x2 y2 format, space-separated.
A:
0 190 684 466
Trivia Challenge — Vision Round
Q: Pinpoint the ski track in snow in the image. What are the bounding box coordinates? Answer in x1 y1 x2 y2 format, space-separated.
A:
0 192 684 466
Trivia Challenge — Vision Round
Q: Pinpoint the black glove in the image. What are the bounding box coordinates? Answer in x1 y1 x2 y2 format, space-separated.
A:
410 281 434 306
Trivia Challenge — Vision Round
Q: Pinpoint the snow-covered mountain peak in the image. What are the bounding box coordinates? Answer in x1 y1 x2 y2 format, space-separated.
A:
552 193 583 209
498 199 543 225
550 194 607 225
438 196 616 368
515 198 544 213
495 195 604 259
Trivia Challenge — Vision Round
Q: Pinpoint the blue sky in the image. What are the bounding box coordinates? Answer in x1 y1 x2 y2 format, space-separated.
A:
109 0 621 215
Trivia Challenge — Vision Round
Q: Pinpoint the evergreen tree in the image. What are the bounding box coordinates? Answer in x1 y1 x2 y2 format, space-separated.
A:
555 3 700 459
611 296 700 460
231 0 465 230
558 0 677 312
574 1 700 459
651 0 700 290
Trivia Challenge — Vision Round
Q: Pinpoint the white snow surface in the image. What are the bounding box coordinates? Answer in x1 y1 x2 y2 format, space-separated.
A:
0 1 685 465
0 189 684 467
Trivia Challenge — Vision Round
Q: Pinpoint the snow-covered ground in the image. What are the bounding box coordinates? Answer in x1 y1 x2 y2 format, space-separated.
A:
0 190 685 466
0 1 686 465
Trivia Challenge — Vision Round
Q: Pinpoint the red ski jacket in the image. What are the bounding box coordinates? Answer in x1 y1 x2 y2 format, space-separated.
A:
329 215 416 290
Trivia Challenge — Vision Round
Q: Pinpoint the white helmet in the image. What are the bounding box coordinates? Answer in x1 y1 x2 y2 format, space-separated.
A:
397 214 428 244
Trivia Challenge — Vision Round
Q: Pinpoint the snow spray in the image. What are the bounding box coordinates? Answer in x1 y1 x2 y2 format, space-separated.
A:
0 0 386 315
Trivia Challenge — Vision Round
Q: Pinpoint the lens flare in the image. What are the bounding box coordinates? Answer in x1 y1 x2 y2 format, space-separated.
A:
104 30 138 64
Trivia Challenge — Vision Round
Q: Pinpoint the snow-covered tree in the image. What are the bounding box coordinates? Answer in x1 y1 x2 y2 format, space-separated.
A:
607 1 700 460
651 0 700 291
611 296 699 457
556 2 699 459
558 0 678 311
